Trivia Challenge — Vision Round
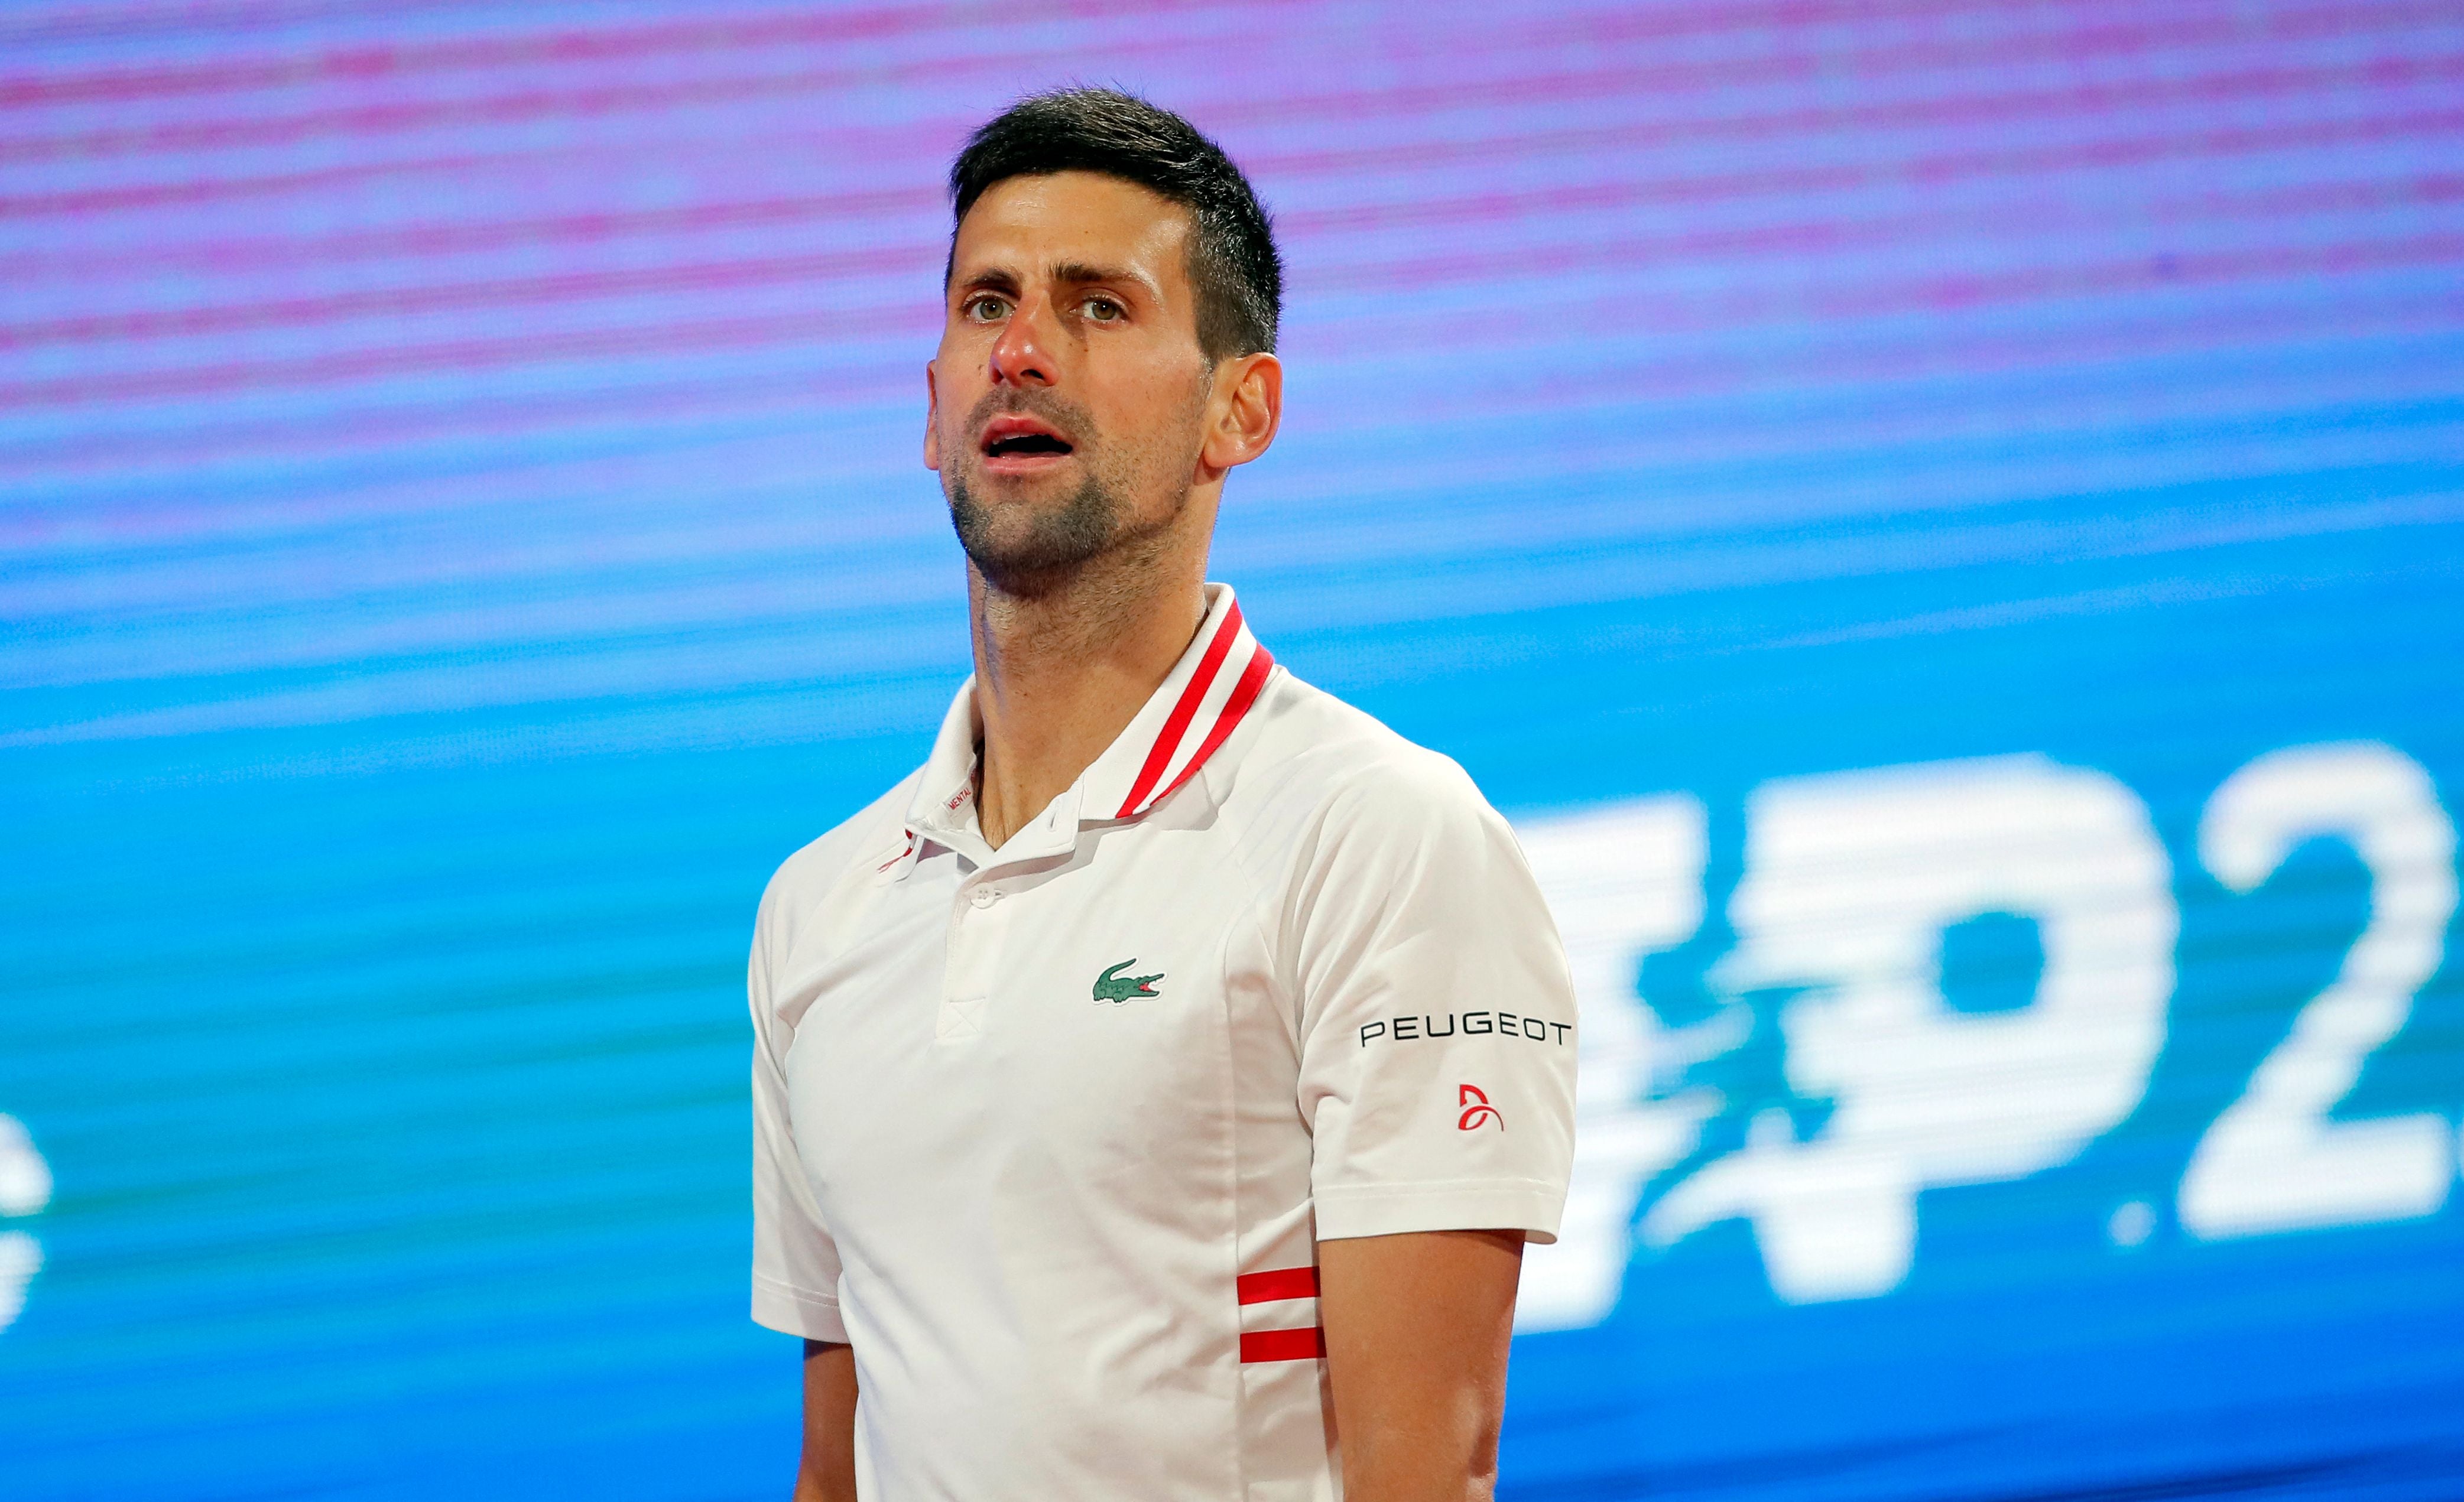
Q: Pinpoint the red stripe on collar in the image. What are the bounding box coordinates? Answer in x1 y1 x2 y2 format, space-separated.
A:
1114 598 1247 818
1138 639 1274 817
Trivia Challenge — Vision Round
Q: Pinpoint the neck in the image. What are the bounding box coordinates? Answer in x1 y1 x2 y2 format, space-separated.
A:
967 533 1209 850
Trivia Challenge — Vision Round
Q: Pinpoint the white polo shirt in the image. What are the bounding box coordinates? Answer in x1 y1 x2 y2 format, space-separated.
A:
749 583 1578 1500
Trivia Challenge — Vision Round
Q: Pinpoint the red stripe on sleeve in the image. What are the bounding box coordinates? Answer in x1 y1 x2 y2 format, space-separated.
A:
1239 1327 1326 1364
1235 1266 1319 1304
1114 600 1244 818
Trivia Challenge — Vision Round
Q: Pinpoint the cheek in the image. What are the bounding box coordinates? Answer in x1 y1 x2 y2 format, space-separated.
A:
930 359 981 436
934 331 991 398
1101 366 1208 459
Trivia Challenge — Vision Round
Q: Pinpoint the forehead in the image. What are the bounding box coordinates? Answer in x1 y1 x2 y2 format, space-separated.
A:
950 170 1195 287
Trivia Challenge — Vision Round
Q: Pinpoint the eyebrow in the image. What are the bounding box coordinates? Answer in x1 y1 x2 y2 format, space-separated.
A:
955 266 1022 298
1048 261 1155 297
953 261 1161 301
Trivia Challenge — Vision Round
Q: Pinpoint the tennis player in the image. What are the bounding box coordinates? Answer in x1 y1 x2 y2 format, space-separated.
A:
749 88 1578 1501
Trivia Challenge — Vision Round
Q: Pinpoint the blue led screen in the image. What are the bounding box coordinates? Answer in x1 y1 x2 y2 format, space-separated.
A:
4 1 2462 1497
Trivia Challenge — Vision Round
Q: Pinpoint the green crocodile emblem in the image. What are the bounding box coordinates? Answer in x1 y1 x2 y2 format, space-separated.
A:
1092 958 1164 1004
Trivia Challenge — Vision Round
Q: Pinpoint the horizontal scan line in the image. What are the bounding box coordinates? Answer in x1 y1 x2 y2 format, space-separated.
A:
8 45 2451 225
0 0 2439 165
9 230 2458 412
12 102 2461 282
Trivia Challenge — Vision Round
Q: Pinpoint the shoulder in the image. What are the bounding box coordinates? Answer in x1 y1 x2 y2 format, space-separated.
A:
753 771 922 954
1223 673 1564 1010
1215 667 1504 872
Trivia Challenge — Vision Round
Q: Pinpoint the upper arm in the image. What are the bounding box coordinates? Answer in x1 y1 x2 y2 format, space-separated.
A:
795 1339 859 1502
1286 757 1572 1494
1319 1229 1524 1502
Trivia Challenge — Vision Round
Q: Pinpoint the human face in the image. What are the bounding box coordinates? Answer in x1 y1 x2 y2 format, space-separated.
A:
926 171 1232 593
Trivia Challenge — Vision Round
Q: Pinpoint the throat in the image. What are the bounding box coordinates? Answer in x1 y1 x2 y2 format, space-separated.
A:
970 752 1072 852
966 565 1210 851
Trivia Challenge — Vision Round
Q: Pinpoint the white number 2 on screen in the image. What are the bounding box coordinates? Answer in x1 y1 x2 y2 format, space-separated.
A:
2178 743 2459 1240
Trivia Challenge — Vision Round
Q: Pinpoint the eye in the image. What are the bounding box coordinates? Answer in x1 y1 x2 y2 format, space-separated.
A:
1082 295 1125 322
963 294 1009 323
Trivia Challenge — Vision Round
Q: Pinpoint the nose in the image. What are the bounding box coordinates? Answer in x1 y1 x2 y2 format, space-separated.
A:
987 291 1057 389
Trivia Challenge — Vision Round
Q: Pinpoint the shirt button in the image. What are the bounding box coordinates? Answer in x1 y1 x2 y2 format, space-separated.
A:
970 887 999 908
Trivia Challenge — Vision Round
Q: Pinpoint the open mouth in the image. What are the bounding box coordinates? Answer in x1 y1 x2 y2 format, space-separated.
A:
985 433 1073 458
979 414 1076 463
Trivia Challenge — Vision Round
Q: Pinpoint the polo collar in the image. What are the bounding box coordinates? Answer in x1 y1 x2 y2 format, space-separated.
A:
889 583 1276 875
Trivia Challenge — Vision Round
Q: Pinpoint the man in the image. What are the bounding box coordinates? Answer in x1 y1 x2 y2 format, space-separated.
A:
749 89 1578 1501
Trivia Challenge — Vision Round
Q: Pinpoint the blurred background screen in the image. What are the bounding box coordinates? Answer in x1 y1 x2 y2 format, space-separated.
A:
5 1 2462 1498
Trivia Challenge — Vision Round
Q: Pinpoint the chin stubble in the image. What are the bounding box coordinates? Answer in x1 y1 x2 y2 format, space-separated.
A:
946 468 1127 596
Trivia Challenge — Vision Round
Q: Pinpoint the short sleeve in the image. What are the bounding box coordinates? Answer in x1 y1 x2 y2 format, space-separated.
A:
749 886 848 1341
1287 755 1578 1244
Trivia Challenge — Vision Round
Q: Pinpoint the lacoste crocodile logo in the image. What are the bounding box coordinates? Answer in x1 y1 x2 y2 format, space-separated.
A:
1093 959 1164 1004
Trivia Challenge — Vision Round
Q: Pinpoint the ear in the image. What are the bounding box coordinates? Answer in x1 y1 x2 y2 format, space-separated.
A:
1198 352 1282 476
923 359 943 472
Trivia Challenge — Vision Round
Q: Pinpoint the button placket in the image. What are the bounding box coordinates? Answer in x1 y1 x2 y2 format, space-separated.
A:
938 877 1011 1042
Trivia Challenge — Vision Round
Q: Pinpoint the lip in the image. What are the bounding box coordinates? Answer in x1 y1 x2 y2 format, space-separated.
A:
977 412 1076 475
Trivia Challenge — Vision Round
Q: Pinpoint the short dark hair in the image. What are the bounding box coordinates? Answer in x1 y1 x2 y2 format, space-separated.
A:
947 87 1281 361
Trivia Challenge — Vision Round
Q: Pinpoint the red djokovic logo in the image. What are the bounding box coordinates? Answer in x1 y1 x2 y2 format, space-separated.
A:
1457 1084 1504 1132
